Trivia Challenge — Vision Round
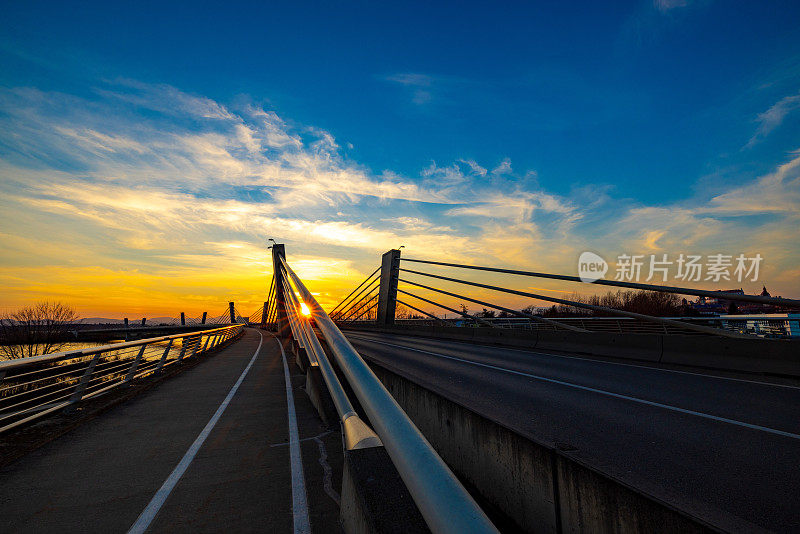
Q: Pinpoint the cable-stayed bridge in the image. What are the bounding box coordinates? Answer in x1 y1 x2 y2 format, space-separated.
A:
1 244 798 533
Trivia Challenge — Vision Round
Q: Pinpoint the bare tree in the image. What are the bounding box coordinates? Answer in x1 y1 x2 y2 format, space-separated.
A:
0 302 78 359
395 304 411 319
523 290 683 318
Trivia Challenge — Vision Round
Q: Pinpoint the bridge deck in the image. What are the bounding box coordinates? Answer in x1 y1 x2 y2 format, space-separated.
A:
346 330 800 533
0 329 342 533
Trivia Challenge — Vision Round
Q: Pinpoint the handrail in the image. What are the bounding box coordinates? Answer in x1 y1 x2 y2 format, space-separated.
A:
403 258 800 308
279 261 383 449
280 256 498 534
280 266 355 418
0 324 238 372
0 325 243 434
280 273 313 358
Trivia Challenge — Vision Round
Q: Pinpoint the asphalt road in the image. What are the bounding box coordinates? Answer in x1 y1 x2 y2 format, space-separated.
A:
0 329 343 533
346 330 800 533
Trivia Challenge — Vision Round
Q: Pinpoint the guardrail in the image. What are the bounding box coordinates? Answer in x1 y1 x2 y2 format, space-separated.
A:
378 314 800 338
268 245 498 534
0 324 243 434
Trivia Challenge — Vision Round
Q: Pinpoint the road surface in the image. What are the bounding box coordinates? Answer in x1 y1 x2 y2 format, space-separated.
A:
346 330 800 533
0 329 342 533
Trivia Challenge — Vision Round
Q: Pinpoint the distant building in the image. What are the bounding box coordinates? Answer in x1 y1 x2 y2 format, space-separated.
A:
687 286 788 315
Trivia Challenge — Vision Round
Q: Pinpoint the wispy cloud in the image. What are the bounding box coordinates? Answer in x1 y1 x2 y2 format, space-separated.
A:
385 73 434 105
654 0 689 13
746 91 800 147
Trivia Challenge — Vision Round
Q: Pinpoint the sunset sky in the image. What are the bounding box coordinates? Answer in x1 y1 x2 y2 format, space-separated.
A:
1 1 799 318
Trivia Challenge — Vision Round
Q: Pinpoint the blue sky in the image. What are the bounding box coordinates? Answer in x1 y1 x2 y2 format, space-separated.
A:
1 1 799 316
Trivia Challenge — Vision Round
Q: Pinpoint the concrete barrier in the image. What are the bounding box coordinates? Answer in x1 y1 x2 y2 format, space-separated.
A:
554 455 710 533
304 362 338 426
660 335 800 375
536 330 662 362
293 344 310 372
345 324 800 377
369 361 716 534
341 446 430 534
291 335 429 534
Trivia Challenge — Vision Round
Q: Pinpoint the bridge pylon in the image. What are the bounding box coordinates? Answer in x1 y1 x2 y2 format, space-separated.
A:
271 243 292 341
377 248 401 326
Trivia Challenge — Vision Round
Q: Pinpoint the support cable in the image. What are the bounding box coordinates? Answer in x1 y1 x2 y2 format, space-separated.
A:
332 277 379 320
329 267 381 316
341 296 378 323
403 258 800 308
338 287 379 322
396 299 448 325
400 270 750 338
396 288 496 328
337 285 378 321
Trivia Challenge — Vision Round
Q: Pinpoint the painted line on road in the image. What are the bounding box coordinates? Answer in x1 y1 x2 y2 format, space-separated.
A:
127 331 263 534
352 336 800 441
275 335 312 534
347 332 800 391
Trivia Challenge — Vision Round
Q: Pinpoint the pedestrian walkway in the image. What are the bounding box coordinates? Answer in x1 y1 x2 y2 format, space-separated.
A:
0 329 343 533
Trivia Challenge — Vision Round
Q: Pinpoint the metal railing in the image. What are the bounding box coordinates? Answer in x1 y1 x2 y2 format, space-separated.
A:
0 324 243 434
274 253 498 534
277 258 382 451
379 314 800 338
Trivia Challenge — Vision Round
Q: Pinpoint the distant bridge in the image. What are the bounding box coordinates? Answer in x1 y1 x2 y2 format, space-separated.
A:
68 304 251 341
1 244 798 533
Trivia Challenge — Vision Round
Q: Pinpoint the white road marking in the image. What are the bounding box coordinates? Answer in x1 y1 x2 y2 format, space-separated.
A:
127 331 263 534
352 336 800 441
347 332 800 390
275 336 312 534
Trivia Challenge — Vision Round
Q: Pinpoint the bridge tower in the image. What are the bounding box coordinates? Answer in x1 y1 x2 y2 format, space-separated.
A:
228 302 236 323
377 248 401 326
271 243 292 341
